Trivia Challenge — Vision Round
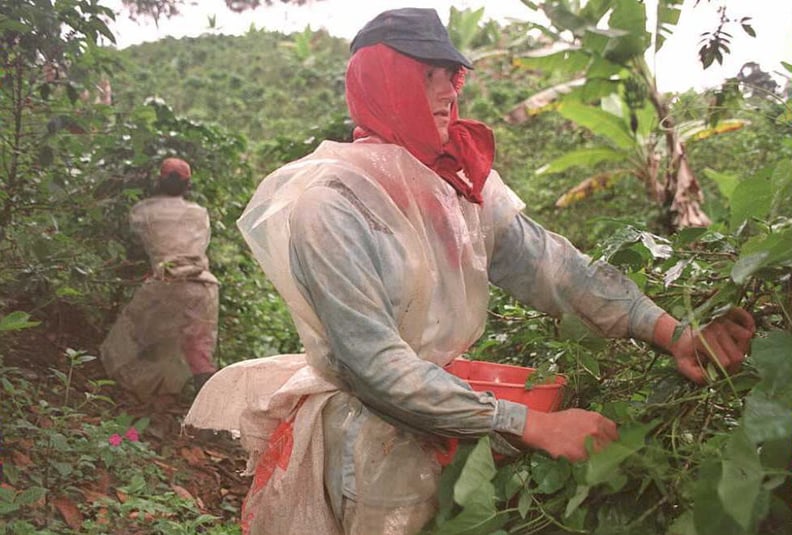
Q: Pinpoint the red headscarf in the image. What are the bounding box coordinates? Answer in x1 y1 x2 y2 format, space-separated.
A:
345 44 495 204
159 157 191 182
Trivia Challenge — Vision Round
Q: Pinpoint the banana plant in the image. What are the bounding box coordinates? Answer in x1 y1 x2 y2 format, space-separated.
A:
507 0 743 229
447 6 505 64
538 96 747 210
446 6 532 108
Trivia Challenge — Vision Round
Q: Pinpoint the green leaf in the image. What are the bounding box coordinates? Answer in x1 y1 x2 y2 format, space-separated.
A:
55 286 83 298
668 510 697 535
517 488 532 518
703 168 739 200
605 0 650 63
634 101 658 138
693 461 743 535
0 502 21 515
718 429 763 529
449 6 486 51
579 352 602 378
759 438 792 472
731 229 792 284
751 331 792 400
542 2 588 34
52 461 74 477
0 487 14 502
51 369 68 384
0 16 31 34
517 49 591 76
770 159 792 218
2 463 19 485
531 455 571 494
565 484 590 518
585 55 624 80
585 421 655 486
656 4 682 51
0 311 40 332
454 437 497 508
557 101 635 149
436 443 477 522
430 437 505 535
674 227 709 247
134 416 151 434
580 0 612 25
94 19 116 44
730 252 766 285
15 487 46 506
537 147 627 174
729 175 772 230
609 246 646 270
430 506 505 535
743 392 792 443
493 466 523 502
597 225 641 261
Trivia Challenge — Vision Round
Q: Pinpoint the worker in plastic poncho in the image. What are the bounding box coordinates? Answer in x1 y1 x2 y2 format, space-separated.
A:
101 158 219 402
185 8 755 535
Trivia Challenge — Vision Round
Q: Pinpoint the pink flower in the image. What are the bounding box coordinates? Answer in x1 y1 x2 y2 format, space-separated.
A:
108 433 123 447
124 427 140 442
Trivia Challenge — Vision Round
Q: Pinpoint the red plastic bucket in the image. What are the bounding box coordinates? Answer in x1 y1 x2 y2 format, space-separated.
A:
444 358 566 412
436 359 566 465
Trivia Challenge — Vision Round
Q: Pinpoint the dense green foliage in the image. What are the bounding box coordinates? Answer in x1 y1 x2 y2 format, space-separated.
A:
111 28 351 167
2 0 791 533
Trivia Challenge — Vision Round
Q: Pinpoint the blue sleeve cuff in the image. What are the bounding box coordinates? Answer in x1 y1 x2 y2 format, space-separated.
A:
493 399 527 436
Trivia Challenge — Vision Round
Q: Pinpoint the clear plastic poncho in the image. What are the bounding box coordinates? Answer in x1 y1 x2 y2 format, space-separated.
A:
185 141 523 534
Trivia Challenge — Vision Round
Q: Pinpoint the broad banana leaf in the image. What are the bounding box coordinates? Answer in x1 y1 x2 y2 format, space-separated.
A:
448 6 485 52
537 146 628 175
557 101 636 150
504 78 586 124
514 47 589 76
678 119 749 142
555 170 628 207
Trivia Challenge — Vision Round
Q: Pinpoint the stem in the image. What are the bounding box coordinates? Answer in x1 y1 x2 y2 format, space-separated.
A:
697 395 713 445
529 494 587 533
626 495 669 529
681 289 740 399
64 358 74 407
509 516 552 534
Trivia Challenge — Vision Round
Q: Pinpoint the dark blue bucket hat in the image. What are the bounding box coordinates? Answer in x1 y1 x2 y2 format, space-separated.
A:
350 7 473 69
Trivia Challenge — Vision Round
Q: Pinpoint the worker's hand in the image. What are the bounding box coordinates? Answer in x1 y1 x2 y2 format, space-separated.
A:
520 408 619 462
653 309 755 384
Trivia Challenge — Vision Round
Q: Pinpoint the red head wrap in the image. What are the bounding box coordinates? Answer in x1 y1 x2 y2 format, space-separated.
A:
345 44 494 204
159 157 191 182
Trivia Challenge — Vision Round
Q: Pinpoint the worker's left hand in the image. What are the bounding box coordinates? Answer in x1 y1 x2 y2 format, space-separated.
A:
656 308 755 384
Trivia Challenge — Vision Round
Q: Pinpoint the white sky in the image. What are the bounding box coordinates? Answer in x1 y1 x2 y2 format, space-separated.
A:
103 0 792 93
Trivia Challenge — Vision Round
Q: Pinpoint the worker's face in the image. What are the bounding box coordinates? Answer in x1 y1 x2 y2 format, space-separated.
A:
424 65 458 144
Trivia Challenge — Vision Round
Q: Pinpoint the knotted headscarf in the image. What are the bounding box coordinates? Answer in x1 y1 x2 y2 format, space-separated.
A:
345 44 495 204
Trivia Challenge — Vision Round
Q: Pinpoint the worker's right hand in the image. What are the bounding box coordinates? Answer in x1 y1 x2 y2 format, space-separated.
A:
520 408 619 462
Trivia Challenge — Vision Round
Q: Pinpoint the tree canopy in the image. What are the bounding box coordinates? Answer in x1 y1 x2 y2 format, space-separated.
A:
120 0 315 22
